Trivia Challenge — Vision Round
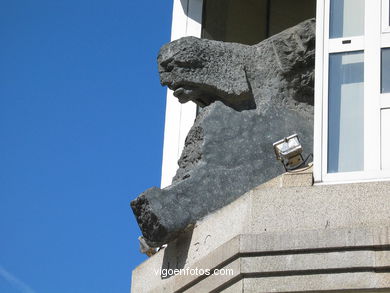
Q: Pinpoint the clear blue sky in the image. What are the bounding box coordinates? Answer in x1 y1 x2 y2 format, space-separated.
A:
0 1 172 292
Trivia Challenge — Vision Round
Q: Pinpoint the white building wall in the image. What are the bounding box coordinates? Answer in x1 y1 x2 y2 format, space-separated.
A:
160 0 203 188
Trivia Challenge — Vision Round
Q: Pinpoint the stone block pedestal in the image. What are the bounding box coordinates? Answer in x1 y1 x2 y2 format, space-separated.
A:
131 171 390 292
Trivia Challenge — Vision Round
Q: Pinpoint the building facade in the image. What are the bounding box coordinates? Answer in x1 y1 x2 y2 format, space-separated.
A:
162 0 390 186
132 1 390 291
161 0 316 187
314 0 390 183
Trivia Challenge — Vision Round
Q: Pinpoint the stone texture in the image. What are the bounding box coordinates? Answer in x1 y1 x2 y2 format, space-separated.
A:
131 178 390 293
242 273 390 293
131 19 316 247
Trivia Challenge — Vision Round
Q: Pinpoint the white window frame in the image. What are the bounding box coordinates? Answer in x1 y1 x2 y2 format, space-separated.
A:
160 0 203 188
314 0 390 184
382 0 390 33
380 1 390 172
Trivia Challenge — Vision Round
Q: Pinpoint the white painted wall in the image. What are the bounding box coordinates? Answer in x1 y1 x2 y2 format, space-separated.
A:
160 0 203 188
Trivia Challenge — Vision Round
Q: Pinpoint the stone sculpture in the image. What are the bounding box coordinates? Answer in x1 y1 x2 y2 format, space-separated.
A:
131 19 315 248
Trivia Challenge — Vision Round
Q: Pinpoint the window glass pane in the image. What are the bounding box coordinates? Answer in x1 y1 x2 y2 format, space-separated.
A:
328 51 364 173
202 0 268 45
202 0 316 45
381 109 390 170
381 48 390 93
330 0 364 38
268 0 316 37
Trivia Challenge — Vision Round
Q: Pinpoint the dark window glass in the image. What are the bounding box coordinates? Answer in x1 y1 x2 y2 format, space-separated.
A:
381 48 390 93
202 0 316 45
202 0 268 45
268 0 316 37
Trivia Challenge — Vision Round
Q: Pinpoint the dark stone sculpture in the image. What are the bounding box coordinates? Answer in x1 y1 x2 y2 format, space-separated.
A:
131 19 315 247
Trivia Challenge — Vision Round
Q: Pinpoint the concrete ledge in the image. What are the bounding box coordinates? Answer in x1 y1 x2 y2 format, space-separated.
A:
262 165 313 188
242 273 390 292
134 227 390 292
132 178 390 292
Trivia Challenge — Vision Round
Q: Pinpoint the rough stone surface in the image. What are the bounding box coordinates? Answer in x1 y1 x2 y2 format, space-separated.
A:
131 19 316 247
131 179 390 293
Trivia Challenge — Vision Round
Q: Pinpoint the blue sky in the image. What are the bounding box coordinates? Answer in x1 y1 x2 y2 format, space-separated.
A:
0 1 172 292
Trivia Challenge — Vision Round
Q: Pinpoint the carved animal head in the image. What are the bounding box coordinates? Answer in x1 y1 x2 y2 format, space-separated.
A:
158 36 256 111
158 19 316 111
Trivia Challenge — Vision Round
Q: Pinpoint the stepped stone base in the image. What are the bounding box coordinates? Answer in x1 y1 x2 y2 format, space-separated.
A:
131 170 390 292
